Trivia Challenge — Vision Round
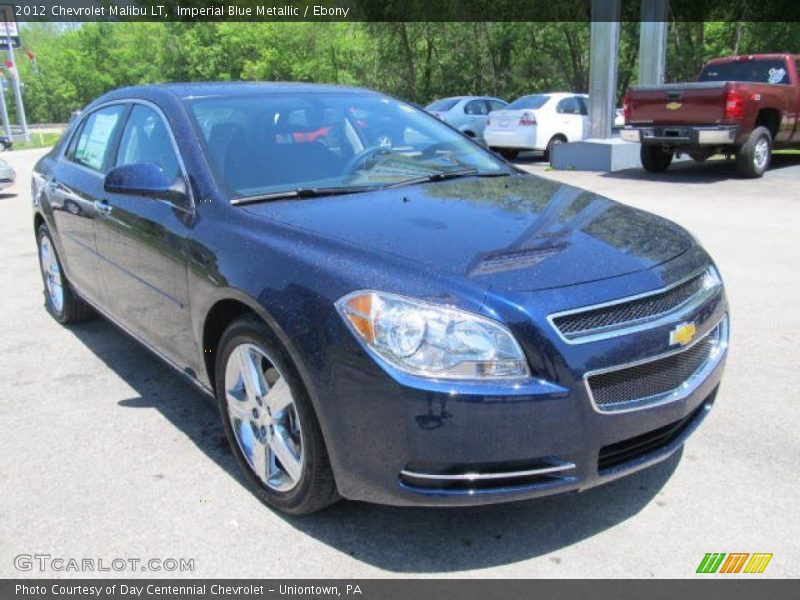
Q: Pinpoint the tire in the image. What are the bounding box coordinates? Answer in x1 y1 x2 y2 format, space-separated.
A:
36 224 94 324
544 135 566 162
215 315 338 515
736 126 772 178
499 149 519 160
640 145 673 172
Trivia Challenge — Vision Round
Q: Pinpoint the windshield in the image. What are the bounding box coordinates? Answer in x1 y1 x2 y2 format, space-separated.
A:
699 60 790 85
425 98 460 111
185 92 505 199
506 95 550 110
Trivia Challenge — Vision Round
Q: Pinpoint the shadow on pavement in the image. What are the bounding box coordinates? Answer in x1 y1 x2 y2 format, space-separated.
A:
601 152 800 184
69 315 679 574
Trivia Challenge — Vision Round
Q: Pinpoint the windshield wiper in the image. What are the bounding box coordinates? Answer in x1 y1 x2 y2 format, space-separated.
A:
231 185 375 206
382 168 509 189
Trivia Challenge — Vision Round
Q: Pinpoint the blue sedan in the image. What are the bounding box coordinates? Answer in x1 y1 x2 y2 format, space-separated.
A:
32 83 728 514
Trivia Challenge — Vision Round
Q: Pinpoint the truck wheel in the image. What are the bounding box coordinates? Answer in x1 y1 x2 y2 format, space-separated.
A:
736 126 772 178
641 145 673 172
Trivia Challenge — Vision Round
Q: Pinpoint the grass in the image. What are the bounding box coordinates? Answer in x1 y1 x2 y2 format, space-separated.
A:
9 131 63 150
774 149 800 155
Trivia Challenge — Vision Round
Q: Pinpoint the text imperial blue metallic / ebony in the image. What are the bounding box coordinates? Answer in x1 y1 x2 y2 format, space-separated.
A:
32 82 728 514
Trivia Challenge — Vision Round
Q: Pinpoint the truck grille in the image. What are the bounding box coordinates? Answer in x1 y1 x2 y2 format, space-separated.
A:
586 320 725 411
552 270 717 341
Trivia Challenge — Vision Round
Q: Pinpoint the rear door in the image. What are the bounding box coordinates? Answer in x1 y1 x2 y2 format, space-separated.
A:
463 99 490 137
48 104 128 304
94 102 196 366
554 96 586 141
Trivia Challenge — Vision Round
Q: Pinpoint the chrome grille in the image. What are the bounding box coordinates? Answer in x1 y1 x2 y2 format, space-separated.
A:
587 321 725 411
552 270 715 340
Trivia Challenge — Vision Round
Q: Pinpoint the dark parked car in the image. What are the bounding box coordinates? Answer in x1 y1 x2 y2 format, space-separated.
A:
33 83 729 515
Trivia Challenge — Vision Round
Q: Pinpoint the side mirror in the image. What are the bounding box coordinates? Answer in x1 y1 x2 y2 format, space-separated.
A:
104 163 187 203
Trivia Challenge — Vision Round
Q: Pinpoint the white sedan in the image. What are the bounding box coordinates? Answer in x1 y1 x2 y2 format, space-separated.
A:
484 93 589 161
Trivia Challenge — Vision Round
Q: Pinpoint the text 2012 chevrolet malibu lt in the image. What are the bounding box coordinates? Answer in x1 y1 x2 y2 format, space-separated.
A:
33 83 728 514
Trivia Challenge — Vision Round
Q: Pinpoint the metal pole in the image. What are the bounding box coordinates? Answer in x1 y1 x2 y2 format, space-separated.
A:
587 0 621 139
0 80 11 139
4 21 28 142
638 0 668 85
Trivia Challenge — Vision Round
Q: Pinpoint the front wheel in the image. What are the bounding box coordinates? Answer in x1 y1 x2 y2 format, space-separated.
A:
736 126 772 178
640 145 673 172
37 224 94 324
215 315 338 515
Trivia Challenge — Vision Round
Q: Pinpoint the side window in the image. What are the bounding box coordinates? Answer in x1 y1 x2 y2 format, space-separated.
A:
115 104 180 180
488 100 507 112
464 100 488 116
68 105 126 172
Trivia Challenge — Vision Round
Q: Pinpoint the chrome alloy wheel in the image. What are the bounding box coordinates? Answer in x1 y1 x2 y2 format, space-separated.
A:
39 236 64 313
224 343 304 492
754 137 770 170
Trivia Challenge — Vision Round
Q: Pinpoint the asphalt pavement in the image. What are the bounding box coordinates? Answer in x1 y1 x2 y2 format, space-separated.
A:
1 148 797 578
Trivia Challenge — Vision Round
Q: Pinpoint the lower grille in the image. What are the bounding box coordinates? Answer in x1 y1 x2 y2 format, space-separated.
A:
598 398 712 472
586 319 725 411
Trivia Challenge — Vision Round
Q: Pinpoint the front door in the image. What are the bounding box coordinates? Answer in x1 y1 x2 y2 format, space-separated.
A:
94 103 196 367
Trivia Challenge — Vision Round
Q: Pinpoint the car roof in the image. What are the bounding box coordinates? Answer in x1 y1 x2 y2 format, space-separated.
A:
430 95 505 104
91 81 381 106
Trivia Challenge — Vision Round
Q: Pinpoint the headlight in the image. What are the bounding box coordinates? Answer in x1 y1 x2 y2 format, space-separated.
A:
336 291 530 380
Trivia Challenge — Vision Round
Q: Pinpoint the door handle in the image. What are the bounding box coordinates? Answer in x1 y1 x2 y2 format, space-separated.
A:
94 200 112 215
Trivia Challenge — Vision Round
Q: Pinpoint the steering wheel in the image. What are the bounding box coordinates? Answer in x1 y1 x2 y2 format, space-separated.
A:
343 145 389 175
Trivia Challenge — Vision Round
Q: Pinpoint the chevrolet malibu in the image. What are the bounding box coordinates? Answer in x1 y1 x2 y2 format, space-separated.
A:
32 83 728 515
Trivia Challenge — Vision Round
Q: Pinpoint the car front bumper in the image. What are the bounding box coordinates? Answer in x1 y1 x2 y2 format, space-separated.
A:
294 258 728 507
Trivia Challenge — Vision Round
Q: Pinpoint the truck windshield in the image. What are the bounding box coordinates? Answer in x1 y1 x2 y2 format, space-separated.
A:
699 60 790 85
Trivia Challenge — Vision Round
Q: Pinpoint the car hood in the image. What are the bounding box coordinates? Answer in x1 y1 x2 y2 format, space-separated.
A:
243 175 693 292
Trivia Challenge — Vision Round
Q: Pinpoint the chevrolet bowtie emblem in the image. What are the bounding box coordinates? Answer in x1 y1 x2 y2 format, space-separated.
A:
670 322 697 347
666 102 682 110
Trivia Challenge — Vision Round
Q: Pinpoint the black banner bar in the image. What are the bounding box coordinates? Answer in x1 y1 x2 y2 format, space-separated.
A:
7 0 800 22
1 580 799 600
